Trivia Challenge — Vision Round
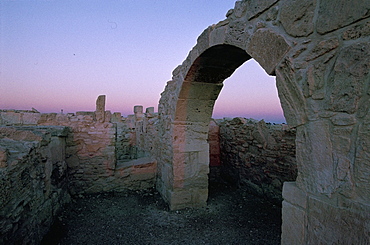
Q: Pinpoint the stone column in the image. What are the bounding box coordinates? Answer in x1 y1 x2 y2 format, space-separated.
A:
95 95 106 122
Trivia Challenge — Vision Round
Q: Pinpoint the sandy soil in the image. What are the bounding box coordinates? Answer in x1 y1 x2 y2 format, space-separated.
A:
42 183 281 245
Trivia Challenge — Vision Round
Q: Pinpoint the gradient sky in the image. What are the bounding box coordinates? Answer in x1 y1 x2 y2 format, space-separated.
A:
0 0 285 123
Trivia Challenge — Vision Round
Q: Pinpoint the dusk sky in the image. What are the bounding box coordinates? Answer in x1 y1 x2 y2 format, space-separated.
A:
1 0 285 123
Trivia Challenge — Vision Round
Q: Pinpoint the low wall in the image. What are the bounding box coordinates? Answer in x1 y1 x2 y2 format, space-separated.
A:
0 126 70 244
215 117 297 203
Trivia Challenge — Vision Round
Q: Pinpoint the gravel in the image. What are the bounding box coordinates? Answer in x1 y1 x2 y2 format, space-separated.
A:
42 183 282 245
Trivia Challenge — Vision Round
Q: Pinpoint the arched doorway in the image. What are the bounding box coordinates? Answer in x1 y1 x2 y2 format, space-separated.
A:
157 44 267 209
156 1 370 243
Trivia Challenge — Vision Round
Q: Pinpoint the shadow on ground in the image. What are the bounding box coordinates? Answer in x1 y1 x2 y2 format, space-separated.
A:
42 182 281 245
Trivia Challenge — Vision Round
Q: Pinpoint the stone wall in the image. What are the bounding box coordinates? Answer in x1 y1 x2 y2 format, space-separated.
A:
0 126 70 244
0 96 157 195
215 117 296 203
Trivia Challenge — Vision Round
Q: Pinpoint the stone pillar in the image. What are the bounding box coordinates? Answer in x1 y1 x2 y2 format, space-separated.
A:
134 105 144 121
145 107 154 115
95 95 106 122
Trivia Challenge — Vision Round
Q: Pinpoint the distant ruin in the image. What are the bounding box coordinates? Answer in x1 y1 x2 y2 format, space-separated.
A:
1 0 369 244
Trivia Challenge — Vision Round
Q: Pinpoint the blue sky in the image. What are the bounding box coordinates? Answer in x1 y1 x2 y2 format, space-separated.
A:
0 0 285 123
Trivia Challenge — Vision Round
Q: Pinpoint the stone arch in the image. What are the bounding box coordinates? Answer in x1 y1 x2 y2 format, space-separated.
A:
157 30 295 211
157 0 370 243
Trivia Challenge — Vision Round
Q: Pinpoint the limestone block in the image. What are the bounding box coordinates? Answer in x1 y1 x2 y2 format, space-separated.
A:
134 105 143 114
282 182 307 209
330 113 356 126
168 189 192 210
233 0 248 18
145 107 154 114
190 188 208 207
279 0 315 37
111 112 122 123
354 119 370 203
105 111 112 122
317 0 370 34
175 99 215 122
225 20 249 49
275 59 307 127
95 95 106 123
37 113 56 125
342 21 370 40
178 81 223 101
209 25 227 46
0 127 42 141
305 38 339 62
307 196 370 244
295 120 336 195
95 95 106 112
0 112 21 125
281 201 306 245
21 112 41 125
326 42 370 114
244 0 279 20
195 26 211 55
247 28 291 75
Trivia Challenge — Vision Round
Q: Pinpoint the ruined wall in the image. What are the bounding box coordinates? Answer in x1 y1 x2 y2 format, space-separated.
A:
0 97 157 195
216 117 296 203
0 126 70 244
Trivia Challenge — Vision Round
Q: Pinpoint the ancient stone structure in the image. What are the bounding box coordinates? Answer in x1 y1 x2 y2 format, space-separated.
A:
0 101 158 243
157 0 370 243
216 117 296 203
0 126 70 244
0 98 297 243
1 0 369 243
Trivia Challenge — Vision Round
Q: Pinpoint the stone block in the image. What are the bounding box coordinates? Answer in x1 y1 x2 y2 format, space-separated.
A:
0 112 21 125
282 182 307 209
178 81 223 101
296 121 335 195
247 28 291 75
175 99 215 122
21 113 41 125
279 0 315 37
244 0 278 20
169 189 192 210
317 0 370 34
209 25 227 46
281 201 306 245
191 188 208 207
307 196 370 244
326 42 369 115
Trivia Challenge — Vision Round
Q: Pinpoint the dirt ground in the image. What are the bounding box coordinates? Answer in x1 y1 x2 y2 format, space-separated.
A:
42 183 282 245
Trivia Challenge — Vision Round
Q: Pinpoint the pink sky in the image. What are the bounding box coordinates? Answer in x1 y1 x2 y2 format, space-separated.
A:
0 0 285 123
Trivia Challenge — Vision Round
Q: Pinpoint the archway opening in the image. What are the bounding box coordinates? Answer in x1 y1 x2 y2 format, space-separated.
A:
207 59 297 205
165 44 296 211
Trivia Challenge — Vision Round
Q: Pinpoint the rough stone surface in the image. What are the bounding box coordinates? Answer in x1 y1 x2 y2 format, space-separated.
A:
0 126 70 245
279 0 315 37
307 196 370 244
317 0 370 34
216 118 296 203
247 28 291 75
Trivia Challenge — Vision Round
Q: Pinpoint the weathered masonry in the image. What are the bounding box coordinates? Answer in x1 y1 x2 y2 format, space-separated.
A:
1 99 296 244
1 0 369 244
156 0 370 244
